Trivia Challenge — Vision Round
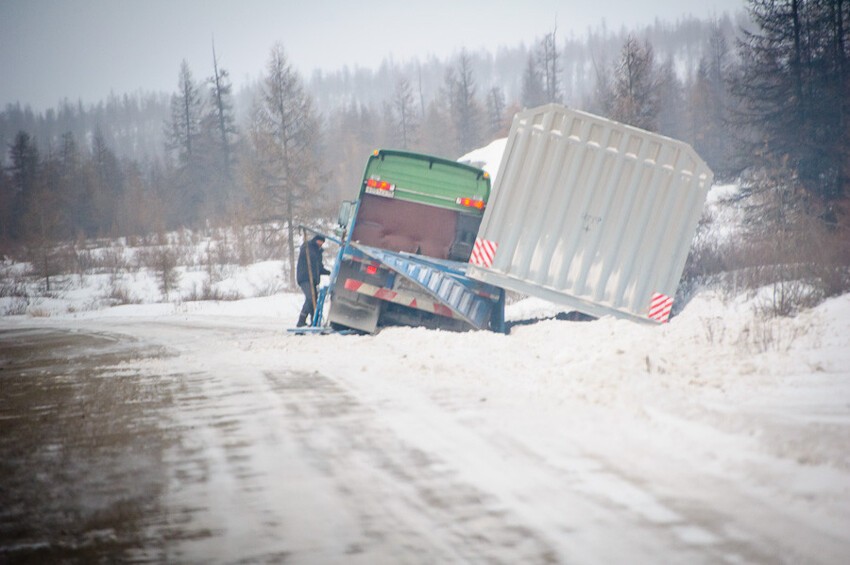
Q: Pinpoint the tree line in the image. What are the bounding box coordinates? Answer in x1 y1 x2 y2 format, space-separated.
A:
1 1 848 289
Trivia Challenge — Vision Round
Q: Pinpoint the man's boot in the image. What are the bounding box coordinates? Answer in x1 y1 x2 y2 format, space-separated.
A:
296 313 307 327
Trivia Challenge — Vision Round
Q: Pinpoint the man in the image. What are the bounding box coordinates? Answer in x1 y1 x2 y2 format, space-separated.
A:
296 235 330 327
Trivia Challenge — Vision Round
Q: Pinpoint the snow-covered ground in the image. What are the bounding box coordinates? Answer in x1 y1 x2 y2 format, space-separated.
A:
2 267 849 562
2 144 848 561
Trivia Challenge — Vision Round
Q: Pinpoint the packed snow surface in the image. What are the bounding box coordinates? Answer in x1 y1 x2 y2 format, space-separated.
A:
2 150 848 561
2 273 849 562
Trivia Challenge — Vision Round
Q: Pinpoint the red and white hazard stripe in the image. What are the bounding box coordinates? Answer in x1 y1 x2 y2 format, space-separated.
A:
469 237 498 268
344 278 456 319
648 292 674 323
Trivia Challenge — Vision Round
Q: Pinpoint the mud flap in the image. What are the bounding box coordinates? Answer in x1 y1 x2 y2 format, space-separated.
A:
327 287 381 334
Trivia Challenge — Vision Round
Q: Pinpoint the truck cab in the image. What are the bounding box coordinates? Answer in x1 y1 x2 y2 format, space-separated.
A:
328 150 503 333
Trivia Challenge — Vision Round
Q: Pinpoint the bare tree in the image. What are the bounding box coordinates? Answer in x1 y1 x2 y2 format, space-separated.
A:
22 151 65 291
609 36 660 131
392 77 418 149
250 43 321 286
419 98 454 157
446 50 484 155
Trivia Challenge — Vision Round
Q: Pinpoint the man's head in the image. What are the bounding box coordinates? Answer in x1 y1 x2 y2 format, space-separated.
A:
311 235 325 247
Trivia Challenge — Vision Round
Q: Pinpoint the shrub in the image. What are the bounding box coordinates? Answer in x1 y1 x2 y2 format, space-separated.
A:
137 246 181 300
185 279 242 302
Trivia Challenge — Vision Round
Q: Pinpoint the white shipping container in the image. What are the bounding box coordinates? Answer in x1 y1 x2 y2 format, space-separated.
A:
468 104 714 324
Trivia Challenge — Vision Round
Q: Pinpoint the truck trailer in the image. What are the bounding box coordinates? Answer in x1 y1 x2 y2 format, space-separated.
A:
311 104 713 334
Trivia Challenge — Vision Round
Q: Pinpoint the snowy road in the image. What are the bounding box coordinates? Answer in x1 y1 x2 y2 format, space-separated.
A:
2 300 849 563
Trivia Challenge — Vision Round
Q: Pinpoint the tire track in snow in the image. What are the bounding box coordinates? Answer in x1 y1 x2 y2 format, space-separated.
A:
265 370 559 563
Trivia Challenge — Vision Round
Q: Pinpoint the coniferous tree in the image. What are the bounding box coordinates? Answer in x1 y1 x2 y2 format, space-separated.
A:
8 131 39 239
165 60 207 224
324 101 377 201
486 86 507 138
419 97 454 158
248 43 322 286
57 131 91 236
391 77 418 149
0 165 13 244
206 42 238 217
587 57 613 116
167 60 204 166
539 28 563 104
689 60 714 158
732 0 850 209
609 36 660 131
23 145 65 288
690 23 734 177
521 54 545 108
209 43 237 177
655 58 686 140
90 130 123 235
446 50 484 156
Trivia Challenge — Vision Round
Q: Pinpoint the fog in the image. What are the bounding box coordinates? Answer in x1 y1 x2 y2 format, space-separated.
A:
1 0 743 111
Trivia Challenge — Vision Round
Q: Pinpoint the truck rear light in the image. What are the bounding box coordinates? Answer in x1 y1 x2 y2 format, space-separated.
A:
365 264 379 275
456 197 485 210
365 178 395 192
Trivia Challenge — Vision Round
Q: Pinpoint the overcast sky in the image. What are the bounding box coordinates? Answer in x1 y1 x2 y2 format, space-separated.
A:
1 0 745 112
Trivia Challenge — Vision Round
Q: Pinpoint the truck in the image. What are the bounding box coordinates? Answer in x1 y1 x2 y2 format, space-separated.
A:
325 149 507 334
311 104 713 334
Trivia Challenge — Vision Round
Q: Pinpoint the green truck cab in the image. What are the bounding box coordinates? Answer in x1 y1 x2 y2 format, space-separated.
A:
328 149 501 333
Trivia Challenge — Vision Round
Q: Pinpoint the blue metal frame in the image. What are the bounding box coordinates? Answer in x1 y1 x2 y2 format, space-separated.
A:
305 200 361 329
297 193 509 333
346 243 504 330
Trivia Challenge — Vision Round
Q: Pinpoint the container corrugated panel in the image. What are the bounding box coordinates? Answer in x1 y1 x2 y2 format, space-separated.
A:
468 104 714 324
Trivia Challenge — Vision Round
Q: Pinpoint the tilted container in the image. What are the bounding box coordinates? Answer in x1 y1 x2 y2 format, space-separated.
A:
467 104 713 324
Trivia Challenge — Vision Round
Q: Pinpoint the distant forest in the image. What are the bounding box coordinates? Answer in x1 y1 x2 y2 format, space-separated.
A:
1 1 848 266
